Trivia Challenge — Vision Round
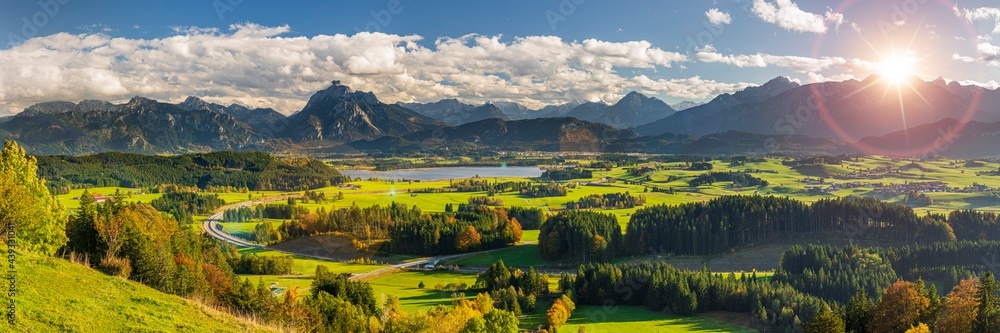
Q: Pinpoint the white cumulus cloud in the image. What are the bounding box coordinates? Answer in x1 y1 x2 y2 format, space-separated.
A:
752 0 844 34
954 6 1000 34
695 45 875 73
0 24 760 114
705 8 732 26
952 42 1000 66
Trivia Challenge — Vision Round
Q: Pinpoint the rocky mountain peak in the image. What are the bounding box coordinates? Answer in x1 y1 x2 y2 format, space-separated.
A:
617 91 653 107
125 96 157 109
723 76 801 106
179 96 210 110
305 81 379 109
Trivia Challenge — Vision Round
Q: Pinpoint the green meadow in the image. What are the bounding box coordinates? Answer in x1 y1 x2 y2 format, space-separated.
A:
4 249 276 333
219 220 284 239
561 306 757 333
367 271 479 312
54 187 290 213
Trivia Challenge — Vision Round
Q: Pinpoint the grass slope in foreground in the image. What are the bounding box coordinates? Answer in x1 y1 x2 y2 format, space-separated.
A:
2 250 276 333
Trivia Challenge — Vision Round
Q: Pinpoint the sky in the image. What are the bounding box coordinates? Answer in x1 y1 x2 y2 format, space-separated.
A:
0 0 999 115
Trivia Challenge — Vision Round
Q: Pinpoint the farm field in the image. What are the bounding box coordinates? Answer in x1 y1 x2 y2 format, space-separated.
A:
561 306 757 333
234 247 384 295
366 271 479 312
55 187 164 211
446 244 551 268
295 157 1000 231
54 187 290 212
219 220 284 239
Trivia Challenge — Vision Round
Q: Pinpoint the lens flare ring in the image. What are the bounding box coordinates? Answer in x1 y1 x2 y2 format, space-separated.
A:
809 0 985 157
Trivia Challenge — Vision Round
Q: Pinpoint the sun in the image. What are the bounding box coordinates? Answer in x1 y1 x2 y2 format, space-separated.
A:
876 53 918 85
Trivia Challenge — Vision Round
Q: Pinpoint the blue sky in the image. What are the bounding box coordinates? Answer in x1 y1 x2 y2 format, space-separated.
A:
0 0 998 114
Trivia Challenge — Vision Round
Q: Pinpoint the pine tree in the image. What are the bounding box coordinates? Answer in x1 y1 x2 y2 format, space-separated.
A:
844 290 874 333
805 307 845 333
974 271 1000 332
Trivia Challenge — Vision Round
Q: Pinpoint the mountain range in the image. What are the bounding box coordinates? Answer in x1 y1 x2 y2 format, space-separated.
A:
398 99 509 125
3 77 999 157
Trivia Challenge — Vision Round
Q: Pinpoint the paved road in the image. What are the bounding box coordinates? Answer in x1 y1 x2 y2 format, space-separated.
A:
204 212 488 281
201 197 498 281
201 195 545 281
203 210 261 248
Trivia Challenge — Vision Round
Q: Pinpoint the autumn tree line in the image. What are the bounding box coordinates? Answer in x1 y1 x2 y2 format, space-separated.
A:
236 200 546 256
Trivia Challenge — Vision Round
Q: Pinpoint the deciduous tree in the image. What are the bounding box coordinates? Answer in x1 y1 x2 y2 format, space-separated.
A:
937 278 980 333
868 281 930 333
0 140 66 255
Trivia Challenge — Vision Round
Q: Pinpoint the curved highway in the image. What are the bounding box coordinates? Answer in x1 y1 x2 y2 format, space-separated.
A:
201 195 539 281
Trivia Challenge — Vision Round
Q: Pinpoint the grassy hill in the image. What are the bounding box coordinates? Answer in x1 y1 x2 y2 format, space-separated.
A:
2 249 278 332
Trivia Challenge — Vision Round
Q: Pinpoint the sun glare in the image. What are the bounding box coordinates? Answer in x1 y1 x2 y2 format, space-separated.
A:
877 54 917 85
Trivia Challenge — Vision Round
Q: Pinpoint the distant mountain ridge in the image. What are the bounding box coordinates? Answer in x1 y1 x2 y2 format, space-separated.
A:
398 99 510 125
4 77 1000 157
565 91 676 128
1 96 273 155
634 75 1000 142
670 101 704 111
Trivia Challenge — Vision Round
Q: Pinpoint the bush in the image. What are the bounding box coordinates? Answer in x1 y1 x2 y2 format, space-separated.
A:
99 255 132 278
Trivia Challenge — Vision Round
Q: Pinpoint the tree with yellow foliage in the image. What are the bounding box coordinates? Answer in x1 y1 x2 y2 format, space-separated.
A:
0 140 66 255
904 323 930 333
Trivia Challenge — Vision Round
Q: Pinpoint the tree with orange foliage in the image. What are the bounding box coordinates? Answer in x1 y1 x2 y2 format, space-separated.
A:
201 263 232 304
276 286 319 331
868 281 930 333
937 278 981 333
455 225 482 251
546 294 576 332
505 217 523 243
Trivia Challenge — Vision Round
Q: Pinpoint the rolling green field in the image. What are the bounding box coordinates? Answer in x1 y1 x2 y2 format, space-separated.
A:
367 271 479 312
311 156 1000 223
219 220 284 239
54 187 290 213
4 249 277 333
561 306 757 333
234 247 384 294
447 244 551 268
55 187 165 212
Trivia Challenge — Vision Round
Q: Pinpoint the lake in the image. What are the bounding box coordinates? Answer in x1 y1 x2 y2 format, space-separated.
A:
341 166 544 181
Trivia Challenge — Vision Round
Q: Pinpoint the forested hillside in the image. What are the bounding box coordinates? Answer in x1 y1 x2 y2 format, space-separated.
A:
35 151 343 194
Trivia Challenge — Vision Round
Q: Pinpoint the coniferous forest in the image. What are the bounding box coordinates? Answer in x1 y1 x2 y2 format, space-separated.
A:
36 151 344 194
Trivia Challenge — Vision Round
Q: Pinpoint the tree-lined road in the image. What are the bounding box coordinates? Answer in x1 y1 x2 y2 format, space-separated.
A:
200 196 515 281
